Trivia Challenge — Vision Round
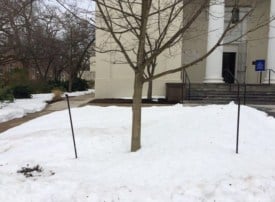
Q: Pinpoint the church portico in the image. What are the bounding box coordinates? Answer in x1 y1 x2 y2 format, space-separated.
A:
95 0 275 99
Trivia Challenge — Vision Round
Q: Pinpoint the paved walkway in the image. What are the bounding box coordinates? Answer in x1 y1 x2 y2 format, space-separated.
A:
0 93 95 133
1 94 275 134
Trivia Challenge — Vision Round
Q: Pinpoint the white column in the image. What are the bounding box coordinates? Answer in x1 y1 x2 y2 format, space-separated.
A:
265 0 275 83
204 0 225 83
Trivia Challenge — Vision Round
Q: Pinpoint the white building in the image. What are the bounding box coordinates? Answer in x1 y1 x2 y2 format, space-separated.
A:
94 0 275 99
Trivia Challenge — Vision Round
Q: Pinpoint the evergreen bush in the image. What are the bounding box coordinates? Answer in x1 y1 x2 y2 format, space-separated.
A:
0 87 14 102
47 80 67 92
12 85 32 99
65 78 89 91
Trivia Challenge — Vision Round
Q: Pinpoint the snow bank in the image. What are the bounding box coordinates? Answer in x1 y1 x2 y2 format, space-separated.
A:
0 103 275 201
0 89 94 123
0 94 53 123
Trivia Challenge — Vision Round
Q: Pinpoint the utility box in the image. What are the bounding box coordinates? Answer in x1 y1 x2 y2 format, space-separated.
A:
166 83 185 102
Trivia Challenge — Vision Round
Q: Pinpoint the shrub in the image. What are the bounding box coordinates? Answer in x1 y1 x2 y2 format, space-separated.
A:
73 78 89 91
26 80 51 94
51 88 63 102
12 85 32 99
47 80 66 92
88 80 95 89
28 80 62 94
65 78 89 91
0 73 5 88
6 68 29 86
0 87 14 102
22 80 66 94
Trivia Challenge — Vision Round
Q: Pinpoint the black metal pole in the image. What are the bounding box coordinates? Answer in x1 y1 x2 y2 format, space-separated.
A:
260 71 262 84
269 69 271 85
243 84 246 105
236 97 241 154
65 94 78 159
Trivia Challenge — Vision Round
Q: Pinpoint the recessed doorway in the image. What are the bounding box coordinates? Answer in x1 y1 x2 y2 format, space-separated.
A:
222 52 236 83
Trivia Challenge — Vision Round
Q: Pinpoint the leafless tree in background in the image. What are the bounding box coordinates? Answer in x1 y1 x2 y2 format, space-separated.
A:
60 12 95 91
0 0 95 85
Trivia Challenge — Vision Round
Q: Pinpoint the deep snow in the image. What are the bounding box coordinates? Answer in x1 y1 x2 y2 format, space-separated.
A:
0 102 275 201
0 89 94 123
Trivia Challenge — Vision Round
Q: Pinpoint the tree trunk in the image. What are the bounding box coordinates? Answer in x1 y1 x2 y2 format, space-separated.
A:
131 73 144 152
147 80 153 100
68 75 73 92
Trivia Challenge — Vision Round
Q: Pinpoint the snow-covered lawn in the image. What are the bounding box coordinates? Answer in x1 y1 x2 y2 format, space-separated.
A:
0 103 274 201
0 89 94 123
0 93 53 123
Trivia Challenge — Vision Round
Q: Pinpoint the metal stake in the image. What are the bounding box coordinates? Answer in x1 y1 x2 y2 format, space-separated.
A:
236 97 241 154
65 94 78 159
269 69 271 85
260 71 262 84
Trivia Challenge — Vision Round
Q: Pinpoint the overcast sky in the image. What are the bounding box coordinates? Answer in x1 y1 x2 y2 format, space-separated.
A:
42 0 95 21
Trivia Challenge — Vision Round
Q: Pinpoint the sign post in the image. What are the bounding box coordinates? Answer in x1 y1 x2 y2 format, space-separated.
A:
253 60 265 84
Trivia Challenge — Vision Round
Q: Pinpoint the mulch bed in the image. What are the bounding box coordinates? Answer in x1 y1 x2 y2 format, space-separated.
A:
46 98 65 104
89 98 178 105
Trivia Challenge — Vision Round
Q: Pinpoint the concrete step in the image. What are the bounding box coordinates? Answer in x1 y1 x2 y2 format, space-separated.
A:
167 83 275 104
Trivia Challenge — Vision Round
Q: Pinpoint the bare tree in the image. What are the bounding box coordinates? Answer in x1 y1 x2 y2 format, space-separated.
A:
0 0 35 66
94 0 274 152
60 13 95 91
0 0 95 86
0 0 62 80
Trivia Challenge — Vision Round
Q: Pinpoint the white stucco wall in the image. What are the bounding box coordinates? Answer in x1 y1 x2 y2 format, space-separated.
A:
95 0 271 98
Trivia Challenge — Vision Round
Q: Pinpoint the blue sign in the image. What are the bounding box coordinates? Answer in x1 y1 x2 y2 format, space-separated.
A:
255 60 265 71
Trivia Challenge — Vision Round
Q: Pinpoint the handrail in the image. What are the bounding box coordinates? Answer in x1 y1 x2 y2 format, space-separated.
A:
222 69 242 154
223 69 247 105
266 69 275 85
182 69 191 101
223 69 240 100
